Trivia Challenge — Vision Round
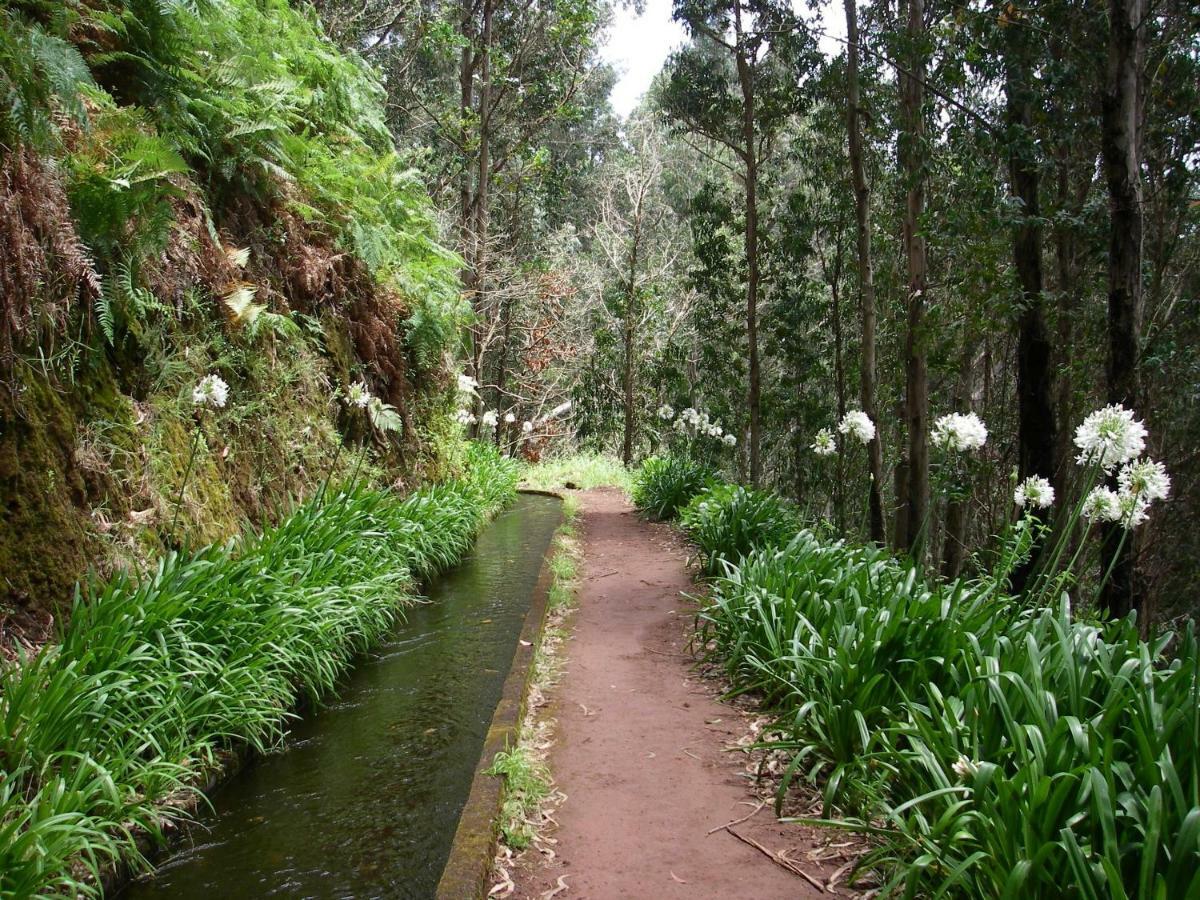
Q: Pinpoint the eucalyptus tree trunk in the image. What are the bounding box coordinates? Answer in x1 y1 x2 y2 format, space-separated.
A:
733 0 762 487
941 347 975 580
844 0 886 545
898 0 930 561
1099 0 1146 620
829 235 847 532
1005 13 1057 594
621 205 644 467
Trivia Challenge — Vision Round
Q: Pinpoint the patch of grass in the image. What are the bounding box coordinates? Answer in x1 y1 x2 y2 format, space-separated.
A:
521 453 632 493
490 497 581 870
487 748 552 851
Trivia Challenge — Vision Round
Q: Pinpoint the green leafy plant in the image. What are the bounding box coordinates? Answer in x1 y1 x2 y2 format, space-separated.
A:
0 448 518 896
692 489 1200 897
679 483 799 576
631 454 712 520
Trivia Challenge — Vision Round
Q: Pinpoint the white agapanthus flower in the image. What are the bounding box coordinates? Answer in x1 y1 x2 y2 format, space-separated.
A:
480 409 499 428
812 428 837 457
1117 491 1151 529
456 373 479 396
1082 486 1122 523
657 404 675 421
504 412 516 424
1074 404 1147 471
192 374 229 409
346 381 372 409
932 412 988 452
1014 475 1055 510
1117 458 1170 503
723 433 737 447
454 408 476 426
522 420 533 434
952 755 978 781
837 410 876 445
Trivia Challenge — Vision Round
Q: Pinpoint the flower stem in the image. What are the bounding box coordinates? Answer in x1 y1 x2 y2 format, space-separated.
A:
317 438 344 505
170 425 203 543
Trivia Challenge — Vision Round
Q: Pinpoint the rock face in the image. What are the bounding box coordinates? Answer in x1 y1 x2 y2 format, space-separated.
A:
0 0 463 620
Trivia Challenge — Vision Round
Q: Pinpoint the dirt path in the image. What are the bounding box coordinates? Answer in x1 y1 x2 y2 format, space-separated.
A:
520 488 835 899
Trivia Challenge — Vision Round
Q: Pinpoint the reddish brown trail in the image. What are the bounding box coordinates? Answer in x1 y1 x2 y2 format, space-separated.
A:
521 488 835 899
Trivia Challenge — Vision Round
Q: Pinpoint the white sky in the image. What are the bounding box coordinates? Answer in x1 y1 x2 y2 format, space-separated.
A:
600 0 846 118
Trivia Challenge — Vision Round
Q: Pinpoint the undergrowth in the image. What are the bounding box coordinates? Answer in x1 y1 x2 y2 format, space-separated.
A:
521 453 632 493
660 478 1200 897
0 444 517 897
630 454 711 520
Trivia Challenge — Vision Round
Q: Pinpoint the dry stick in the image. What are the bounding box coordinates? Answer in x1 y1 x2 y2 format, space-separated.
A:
706 799 766 835
724 827 826 893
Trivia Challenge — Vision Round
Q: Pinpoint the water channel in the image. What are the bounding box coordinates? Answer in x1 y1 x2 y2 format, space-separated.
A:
122 492 561 899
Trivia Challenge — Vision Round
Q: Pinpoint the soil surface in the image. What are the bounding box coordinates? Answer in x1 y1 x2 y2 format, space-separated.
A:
519 488 849 899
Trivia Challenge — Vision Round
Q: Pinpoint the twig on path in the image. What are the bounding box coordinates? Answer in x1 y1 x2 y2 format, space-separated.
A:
644 646 688 658
591 570 619 578
724 827 826 892
681 747 702 761
706 800 766 835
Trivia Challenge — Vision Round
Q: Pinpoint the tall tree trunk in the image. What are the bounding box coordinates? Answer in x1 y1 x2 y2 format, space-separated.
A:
830 231 847 532
621 210 643 467
458 0 476 375
941 346 975 580
472 0 493 381
844 0 886 544
1099 0 1146 620
1005 14 1057 594
899 0 930 560
734 0 762 487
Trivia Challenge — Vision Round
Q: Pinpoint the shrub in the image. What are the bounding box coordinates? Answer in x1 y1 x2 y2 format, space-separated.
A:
0 453 516 896
700 528 1200 897
679 483 800 576
631 454 711 520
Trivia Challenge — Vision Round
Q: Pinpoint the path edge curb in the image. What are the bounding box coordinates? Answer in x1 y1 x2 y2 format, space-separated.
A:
435 489 565 899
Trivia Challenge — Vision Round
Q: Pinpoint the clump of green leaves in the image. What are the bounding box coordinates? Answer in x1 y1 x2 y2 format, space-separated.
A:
679 483 799 576
631 454 712 520
0 446 518 896
689 478 1200 897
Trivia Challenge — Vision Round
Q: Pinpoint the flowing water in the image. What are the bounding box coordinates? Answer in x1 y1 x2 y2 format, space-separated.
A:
121 492 561 899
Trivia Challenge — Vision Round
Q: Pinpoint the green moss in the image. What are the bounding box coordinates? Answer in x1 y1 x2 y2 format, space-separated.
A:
0 372 101 615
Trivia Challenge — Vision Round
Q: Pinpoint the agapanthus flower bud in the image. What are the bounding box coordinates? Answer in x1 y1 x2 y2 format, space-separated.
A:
1082 486 1122 523
1117 458 1170 503
347 381 372 409
932 412 988 452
